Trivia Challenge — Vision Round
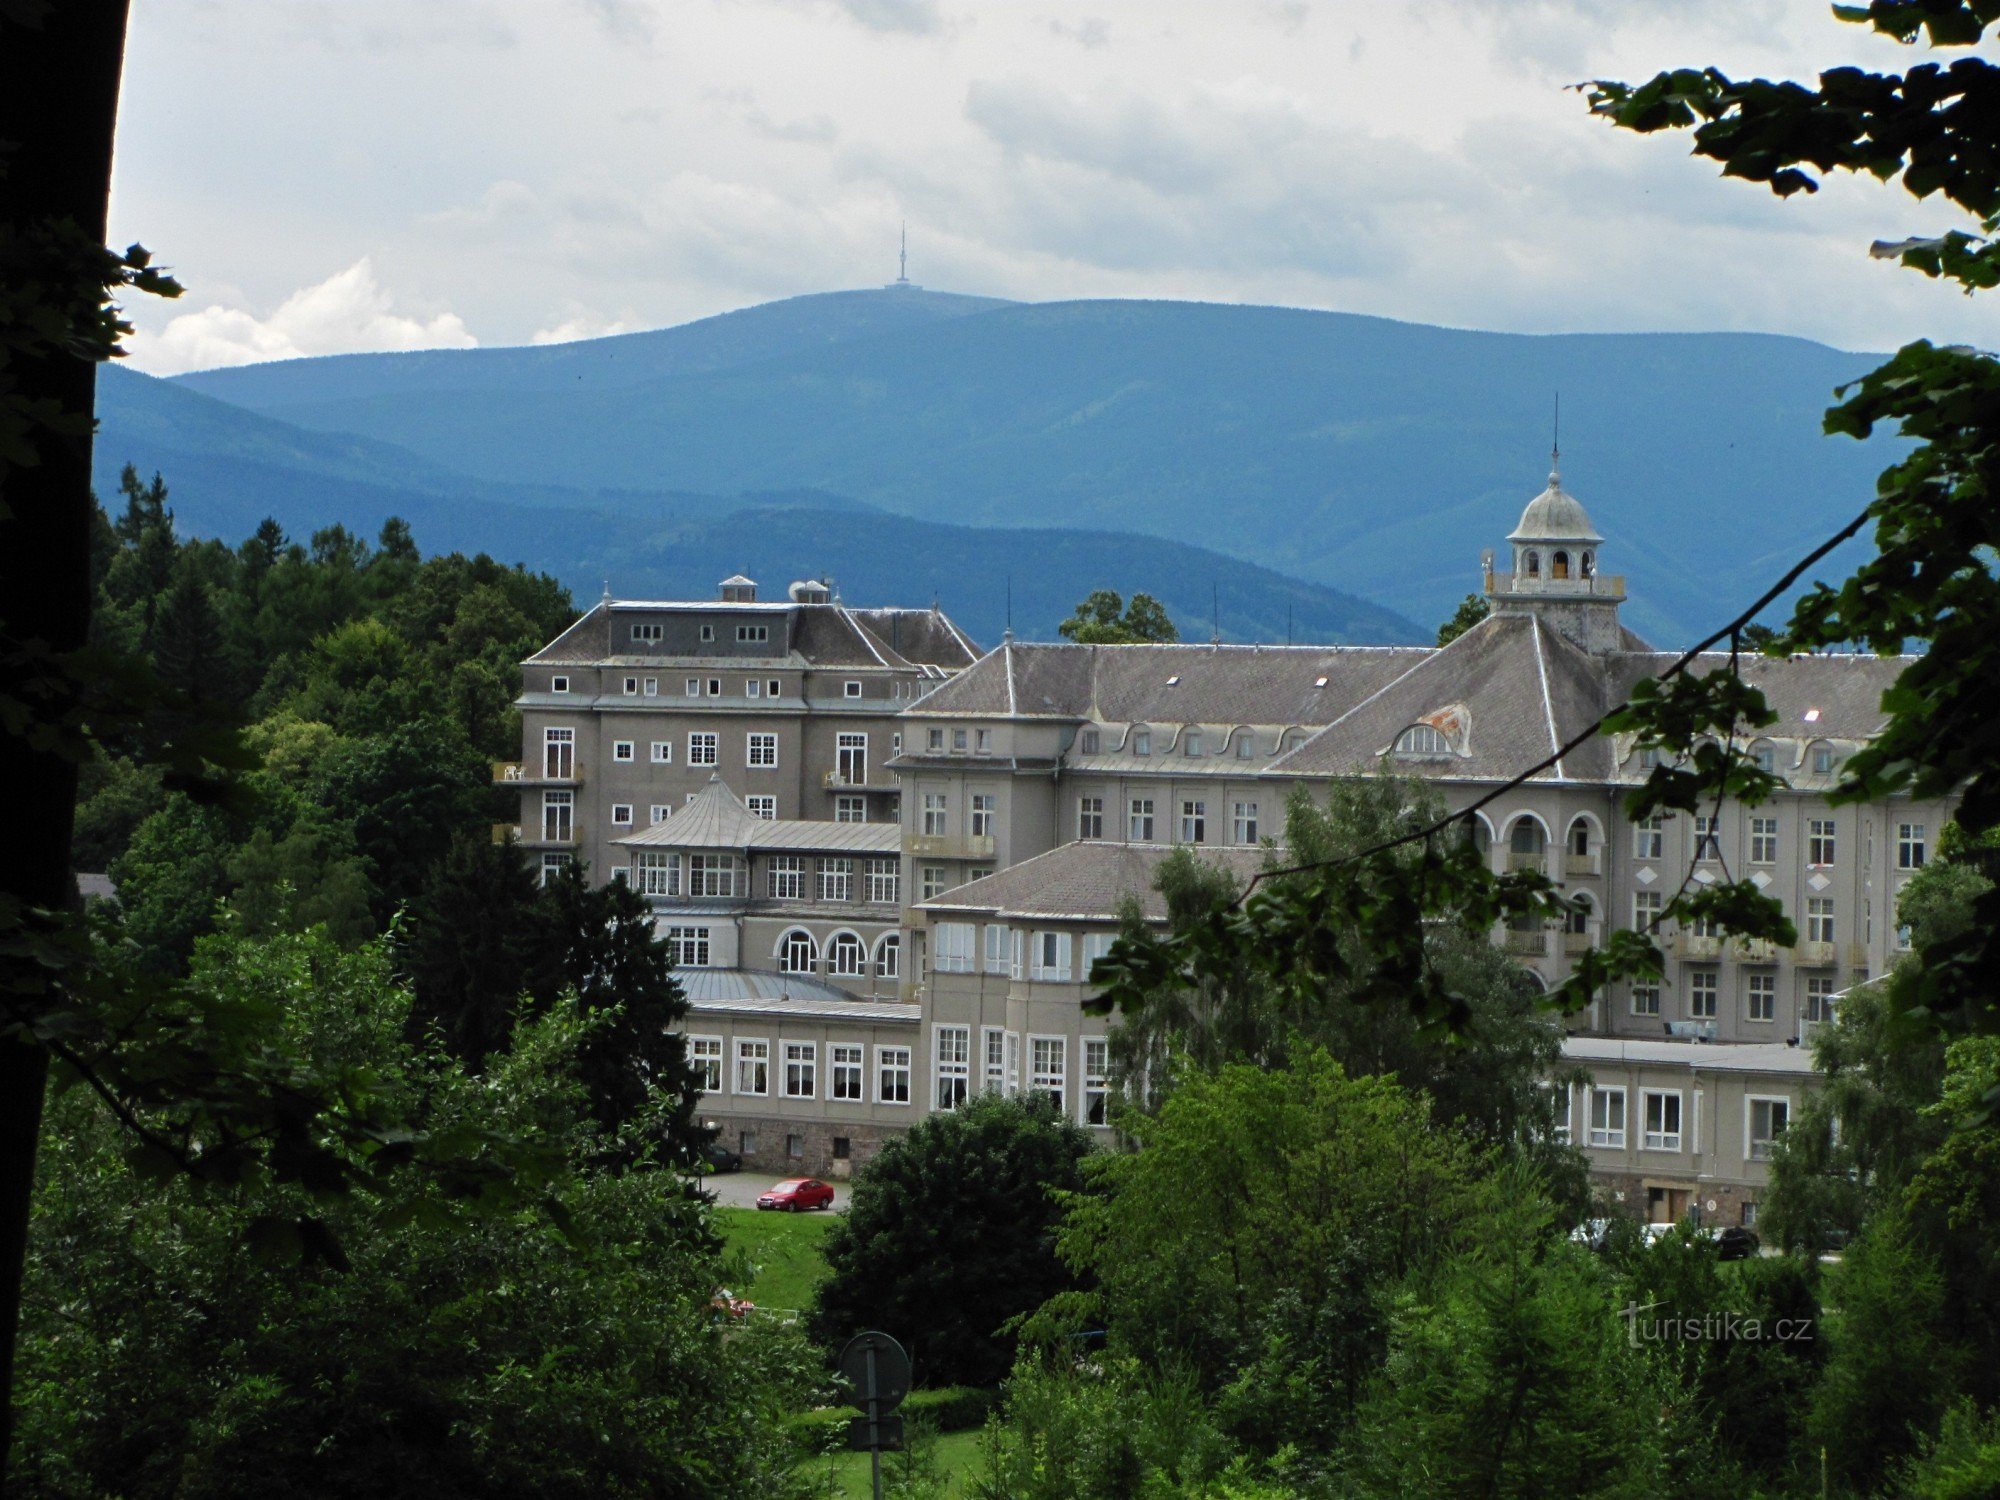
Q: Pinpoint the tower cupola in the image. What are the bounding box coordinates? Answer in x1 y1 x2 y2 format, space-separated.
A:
1483 456 1625 652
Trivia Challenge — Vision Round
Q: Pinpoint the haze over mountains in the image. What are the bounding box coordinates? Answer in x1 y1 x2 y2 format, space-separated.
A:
107 286 1899 646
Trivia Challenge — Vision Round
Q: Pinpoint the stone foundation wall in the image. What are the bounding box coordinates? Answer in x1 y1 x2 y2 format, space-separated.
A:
717 1115 907 1179
1589 1167 1763 1229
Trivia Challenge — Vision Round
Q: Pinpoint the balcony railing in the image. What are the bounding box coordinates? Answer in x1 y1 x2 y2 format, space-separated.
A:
491 823 522 845
1506 851 1545 872
1563 853 1599 878
1796 940 1837 967
1846 943 1873 971
494 761 525 783
1675 933 1723 960
494 761 577 786
1562 929 1597 955
908 832 996 859
1735 937 1778 962
1503 929 1548 956
1485 571 1627 601
824 770 896 791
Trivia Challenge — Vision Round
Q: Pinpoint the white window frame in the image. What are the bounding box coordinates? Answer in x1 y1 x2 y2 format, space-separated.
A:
1808 818 1837 867
1030 1035 1067 1114
688 732 718 766
734 1038 769 1096
818 858 855 903
747 732 778 769
1078 796 1104 840
665 925 711 967
777 928 816 974
783 1041 817 1099
687 853 737 898
830 1043 864 1101
1806 898 1836 944
1128 797 1155 842
1641 1089 1683 1152
827 930 866 978
934 921 976 974
1688 970 1719 1019
1587 1085 1626 1149
934 1025 971 1111
768 855 804 900
983 923 1010 976
746 795 777 820
845 680 863 699
1746 971 1777 1022
876 1046 912 1105
1031 931 1072 982
1747 1095 1791 1161
1233 801 1259 845
612 739 634 763
970 793 996 837
1897 822 1927 870
650 740 671 764
689 1035 723 1093
875 932 899 979
635 851 680 897
1750 816 1779 865
1082 1037 1110 1127
610 803 632 827
983 1027 1007 1094
865 858 899 904
541 789 573 843
1180 799 1206 844
835 795 866 823
921 793 948 836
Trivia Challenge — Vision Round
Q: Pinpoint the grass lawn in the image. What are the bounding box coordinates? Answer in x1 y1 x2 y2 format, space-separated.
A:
808 1427 985 1499
714 1204 838 1315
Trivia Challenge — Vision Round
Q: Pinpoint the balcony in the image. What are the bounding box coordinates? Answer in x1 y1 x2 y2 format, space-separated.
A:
1562 929 1597 955
824 770 898 793
1674 933 1723 961
1485 570 1627 601
1796 940 1837 967
1735 937 1777 962
909 833 996 860
1503 929 1549 957
494 761 525 784
1846 943 1873 971
1506 851 1546 873
494 760 578 787
1563 853 1599 878
491 823 523 845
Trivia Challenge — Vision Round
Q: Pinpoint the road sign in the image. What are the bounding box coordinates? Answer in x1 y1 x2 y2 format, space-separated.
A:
847 1414 904 1450
837 1330 911 1413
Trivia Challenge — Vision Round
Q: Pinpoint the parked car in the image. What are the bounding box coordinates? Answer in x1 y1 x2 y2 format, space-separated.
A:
756 1177 836 1212
1714 1225 1761 1261
702 1142 743 1174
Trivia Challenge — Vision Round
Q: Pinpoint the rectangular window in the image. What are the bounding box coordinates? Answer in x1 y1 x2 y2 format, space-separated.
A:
1804 976 1838 1025
623 676 638 695
842 679 864 699
934 922 976 974
922 793 948 836
835 795 866 823
707 678 721 697
649 804 670 827
1004 1032 1020 1095
971 794 996 837
975 728 992 755
734 1038 769 1096
1082 931 1116 977
768 855 803 900
609 739 635 765
1632 890 1663 932
1750 816 1779 865
1083 1038 1110 1126
784 1041 817 1099
1032 931 1071 982
543 727 575 780
1694 814 1720 860
1031 1037 1067 1115
817 858 854 903
610 803 633 827
643 677 658 697
1549 1084 1572 1144
1587 1086 1626 1149
746 795 776 820
952 728 968 752
927 727 945 753
877 1046 911 1105
665 926 711 967
1180 800 1206 844
747 679 762 698
551 675 569 693
631 622 662 642
1236 732 1254 759
1080 729 1101 754
1132 730 1151 756
1807 898 1836 944
830 1044 864 1101
690 1036 722 1093
737 624 769 643
1747 972 1777 1022
688 733 718 766
1898 823 1927 870
1129 798 1155 842
1184 731 1203 757
635 851 680 897
539 852 569 887
1233 801 1260 844
982 924 1010 976
687 854 737 898
1634 815 1663 860
1078 797 1104 840
651 740 671 764
934 1026 971 1110
1642 1090 1683 1152
768 679 781 698
541 790 573 843
1630 980 1661 1017
686 678 701 697
747 733 778 768
1808 818 1837 867
1688 971 1719 1020
837 732 867 785
920 864 947 900
865 858 899 904
1748 1097 1791 1161
983 1027 1007 1094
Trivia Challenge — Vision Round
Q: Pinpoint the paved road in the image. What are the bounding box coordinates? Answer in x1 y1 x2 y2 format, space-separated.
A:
704 1171 851 1213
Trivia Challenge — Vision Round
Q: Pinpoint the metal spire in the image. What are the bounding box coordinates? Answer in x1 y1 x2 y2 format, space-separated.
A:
898 222 908 286
1550 393 1561 487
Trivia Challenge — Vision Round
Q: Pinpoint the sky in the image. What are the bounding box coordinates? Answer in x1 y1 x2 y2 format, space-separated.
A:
110 0 2000 374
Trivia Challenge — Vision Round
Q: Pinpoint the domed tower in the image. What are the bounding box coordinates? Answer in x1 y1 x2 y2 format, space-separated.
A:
1482 456 1625 653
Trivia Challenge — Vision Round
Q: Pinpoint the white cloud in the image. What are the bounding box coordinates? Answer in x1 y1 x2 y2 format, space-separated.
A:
530 308 641 344
127 258 476 374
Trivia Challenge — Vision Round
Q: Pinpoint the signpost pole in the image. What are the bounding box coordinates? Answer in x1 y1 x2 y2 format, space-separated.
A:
867 1344 883 1500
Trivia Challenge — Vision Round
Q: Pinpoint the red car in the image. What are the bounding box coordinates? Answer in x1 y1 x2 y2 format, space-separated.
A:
756 1177 836 1212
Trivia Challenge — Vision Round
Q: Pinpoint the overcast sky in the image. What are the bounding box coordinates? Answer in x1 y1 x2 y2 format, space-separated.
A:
110 0 2000 373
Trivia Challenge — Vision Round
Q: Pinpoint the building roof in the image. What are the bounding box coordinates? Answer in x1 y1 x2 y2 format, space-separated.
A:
906 640 1431 725
617 777 900 854
918 840 1275 923
1562 1036 1818 1077
524 598 979 671
673 966 920 1023
1507 473 1603 543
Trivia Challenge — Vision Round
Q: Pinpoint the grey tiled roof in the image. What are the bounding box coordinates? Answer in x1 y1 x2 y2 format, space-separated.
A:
907 641 1432 724
918 840 1275 923
675 967 921 1023
617 777 900 854
526 599 977 671
529 603 613 664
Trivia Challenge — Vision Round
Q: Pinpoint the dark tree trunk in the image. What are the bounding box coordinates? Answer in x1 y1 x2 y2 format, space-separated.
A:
0 1 133 1468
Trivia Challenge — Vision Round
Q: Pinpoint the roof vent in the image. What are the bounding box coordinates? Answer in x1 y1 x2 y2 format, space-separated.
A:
1165 674 1181 686
788 579 831 605
719 574 757 603
1314 675 1329 688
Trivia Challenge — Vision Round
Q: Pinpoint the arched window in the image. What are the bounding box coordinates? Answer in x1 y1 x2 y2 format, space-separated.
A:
1568 817 1591 858
1509 817 1545 855
1749 740 1777 774
778 929 817 974
1523 550 1540 577
1393 724 1450 757
1461 816 1492 857
828 930 867 978
1580 551 1595 579
875 933 900 980
1551 550 1570 579
1565 894 1594 935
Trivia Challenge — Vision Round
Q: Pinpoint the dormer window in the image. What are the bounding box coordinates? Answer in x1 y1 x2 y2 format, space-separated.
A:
1080 729 1101 754
1393 724 1451 758
1184 731 1203 757
1235 733 1254 759
551 675 569 693
631 622 663 643
1132 729 1151 757
1750 741 1777 774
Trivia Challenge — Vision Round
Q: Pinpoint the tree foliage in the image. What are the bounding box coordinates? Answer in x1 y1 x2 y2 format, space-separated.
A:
1057 589 1179 644
810 1094 1093 1388
1434 592 1489 647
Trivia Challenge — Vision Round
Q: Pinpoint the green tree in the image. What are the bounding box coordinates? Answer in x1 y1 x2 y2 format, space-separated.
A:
225 824 375 949
810 1094 1093 1388
404 832 559 1069
107 796 234 973
1434 592 1489 646
1057 589 1179 644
